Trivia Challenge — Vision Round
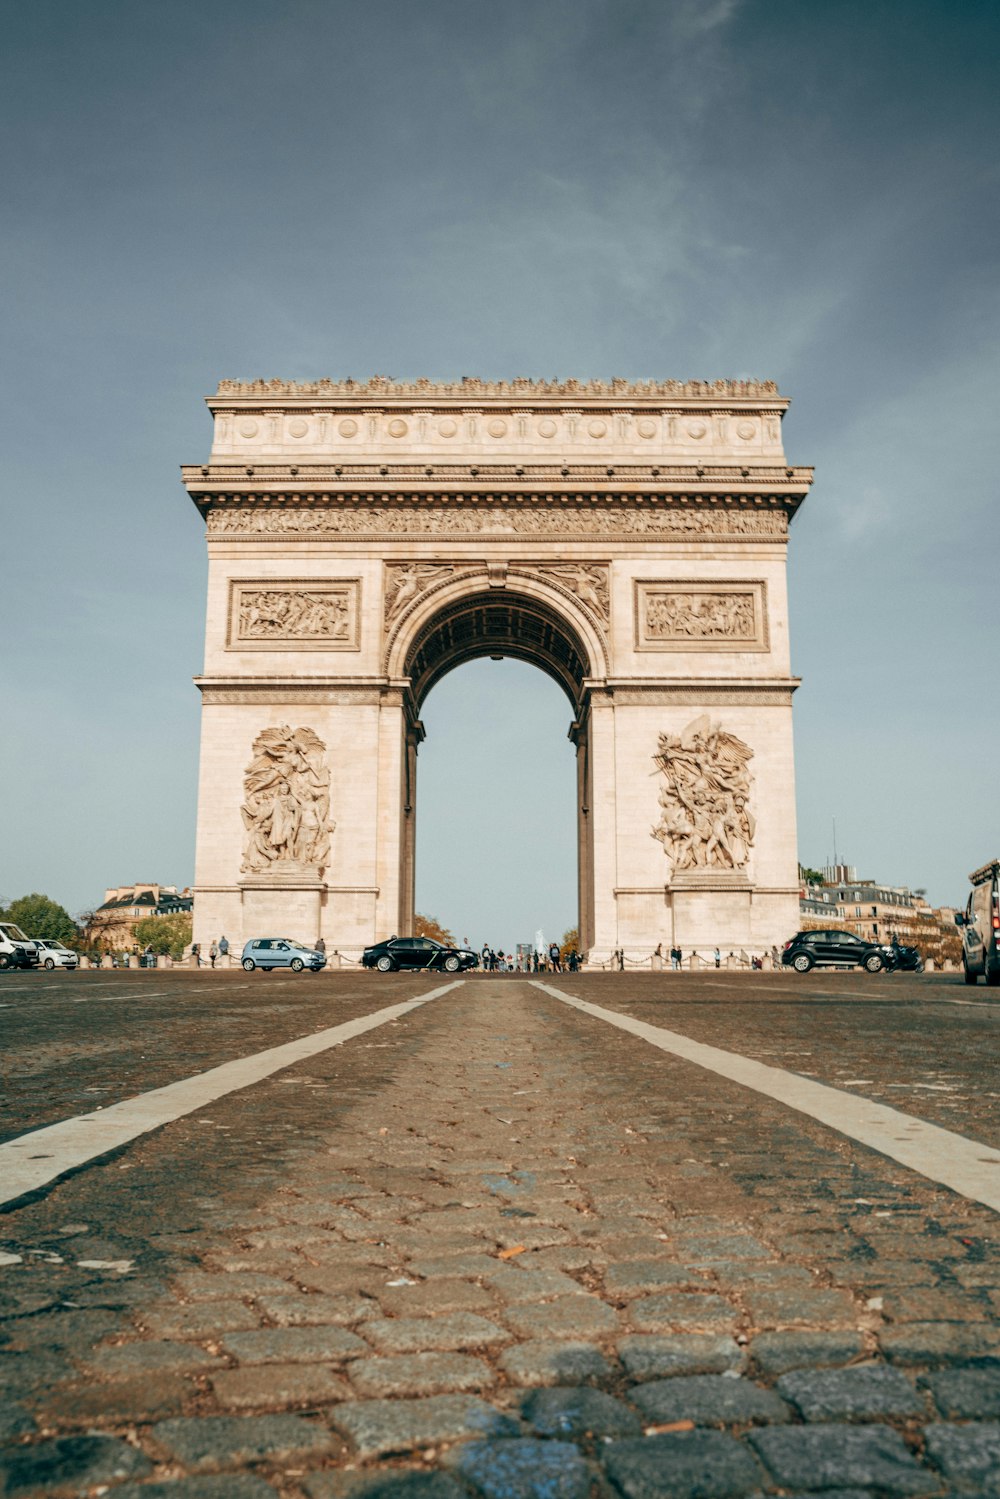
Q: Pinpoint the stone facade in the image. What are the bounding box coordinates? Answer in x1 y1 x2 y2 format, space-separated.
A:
182 377 812 960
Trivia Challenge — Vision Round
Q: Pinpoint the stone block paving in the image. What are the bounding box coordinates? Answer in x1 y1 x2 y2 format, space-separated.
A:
4 977 1000 1494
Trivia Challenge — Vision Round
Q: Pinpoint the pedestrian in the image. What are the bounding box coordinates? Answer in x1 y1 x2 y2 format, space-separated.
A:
315 936 326 954
209 940 218 968
568 949 579 972
714 947 721 969
218 935 229 959
771 944 780 967
191 942 201 966
676 947 683 969
549 942 562 973
670 946 679 971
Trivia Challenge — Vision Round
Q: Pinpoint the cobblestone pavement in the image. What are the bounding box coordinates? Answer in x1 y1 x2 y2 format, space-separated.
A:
3 972 1000 1497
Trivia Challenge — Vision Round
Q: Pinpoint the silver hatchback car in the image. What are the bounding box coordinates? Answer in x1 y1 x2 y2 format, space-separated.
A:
241 938 327 973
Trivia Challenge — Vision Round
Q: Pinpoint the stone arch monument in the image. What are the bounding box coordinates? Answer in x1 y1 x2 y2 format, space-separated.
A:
182 376 812 961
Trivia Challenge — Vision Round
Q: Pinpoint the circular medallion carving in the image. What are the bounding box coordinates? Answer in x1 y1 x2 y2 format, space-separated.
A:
687 421 707 439
637 418 657 439
588 420 607 438
337 418 358 438
238 419 259 438
287 418 309 438
487 418 508 438
737 421 756 440
387 419 408 438
438 418 458 438
537 418 557 438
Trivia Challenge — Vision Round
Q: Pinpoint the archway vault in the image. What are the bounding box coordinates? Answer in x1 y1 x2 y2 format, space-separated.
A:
394 581 603 716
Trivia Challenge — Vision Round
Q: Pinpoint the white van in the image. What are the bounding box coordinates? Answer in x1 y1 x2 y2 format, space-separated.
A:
956 860 1000 987
0 922 40 971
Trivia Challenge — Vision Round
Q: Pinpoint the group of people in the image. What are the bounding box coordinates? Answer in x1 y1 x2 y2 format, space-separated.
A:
189 937 231 967
477 943 580 973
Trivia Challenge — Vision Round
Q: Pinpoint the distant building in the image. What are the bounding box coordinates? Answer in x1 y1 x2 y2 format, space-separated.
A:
85 884 193 950
815 880 919 942
799 893 846 929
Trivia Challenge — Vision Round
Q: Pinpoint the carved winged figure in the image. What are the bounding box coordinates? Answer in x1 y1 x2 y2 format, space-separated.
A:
384 563 454 625
651 716 754 875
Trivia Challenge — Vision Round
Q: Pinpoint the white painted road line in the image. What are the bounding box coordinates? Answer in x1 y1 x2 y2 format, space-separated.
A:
532 982 1000 1214
0 981 464 1208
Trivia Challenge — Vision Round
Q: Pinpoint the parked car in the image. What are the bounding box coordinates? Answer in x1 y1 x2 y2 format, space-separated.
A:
241 938 327 973
362 935 479 973
955 859 1000 987
0 922 39 971
782 929 886 973
33 940 79 971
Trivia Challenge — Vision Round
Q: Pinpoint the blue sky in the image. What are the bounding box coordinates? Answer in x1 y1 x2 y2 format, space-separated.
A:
2 0 997 943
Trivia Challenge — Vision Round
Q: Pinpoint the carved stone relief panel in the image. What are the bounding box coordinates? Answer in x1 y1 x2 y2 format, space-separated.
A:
519 564 610 627
635 580 767 652
651 716 755 878
241 725 333 874
227 579 360 651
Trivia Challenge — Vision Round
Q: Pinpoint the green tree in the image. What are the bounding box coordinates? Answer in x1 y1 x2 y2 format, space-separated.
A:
2 893 79 946
414 913 455 945
134 913 192 961
798 865 824 887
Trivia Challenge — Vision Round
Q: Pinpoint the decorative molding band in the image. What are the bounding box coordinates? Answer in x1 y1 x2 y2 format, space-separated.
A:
196 682 386 706
213 376 784 401
185 464 811 486
589 682 798 707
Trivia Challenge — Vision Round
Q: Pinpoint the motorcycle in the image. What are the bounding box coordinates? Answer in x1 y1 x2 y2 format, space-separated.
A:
882 942 924 973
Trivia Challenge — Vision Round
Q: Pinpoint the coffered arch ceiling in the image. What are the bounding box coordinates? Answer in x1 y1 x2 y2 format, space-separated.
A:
404 591 593 713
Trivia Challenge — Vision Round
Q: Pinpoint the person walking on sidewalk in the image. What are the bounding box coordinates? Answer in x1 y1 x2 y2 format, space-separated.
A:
549 942 562 973
209 940 219 969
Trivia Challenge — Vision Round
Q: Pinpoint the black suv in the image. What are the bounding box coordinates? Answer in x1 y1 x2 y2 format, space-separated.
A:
782 929 886 974
362 936 478 974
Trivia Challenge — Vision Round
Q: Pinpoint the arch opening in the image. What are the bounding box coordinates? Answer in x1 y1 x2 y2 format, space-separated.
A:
397 588 595 954
415 658 578 952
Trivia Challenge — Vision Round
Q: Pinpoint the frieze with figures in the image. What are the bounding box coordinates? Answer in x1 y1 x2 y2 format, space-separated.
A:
227 579 360 650
208 506 788 541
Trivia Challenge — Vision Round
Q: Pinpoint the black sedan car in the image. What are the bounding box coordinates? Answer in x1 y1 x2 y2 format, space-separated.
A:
362 936 479 973
782 929 886 973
